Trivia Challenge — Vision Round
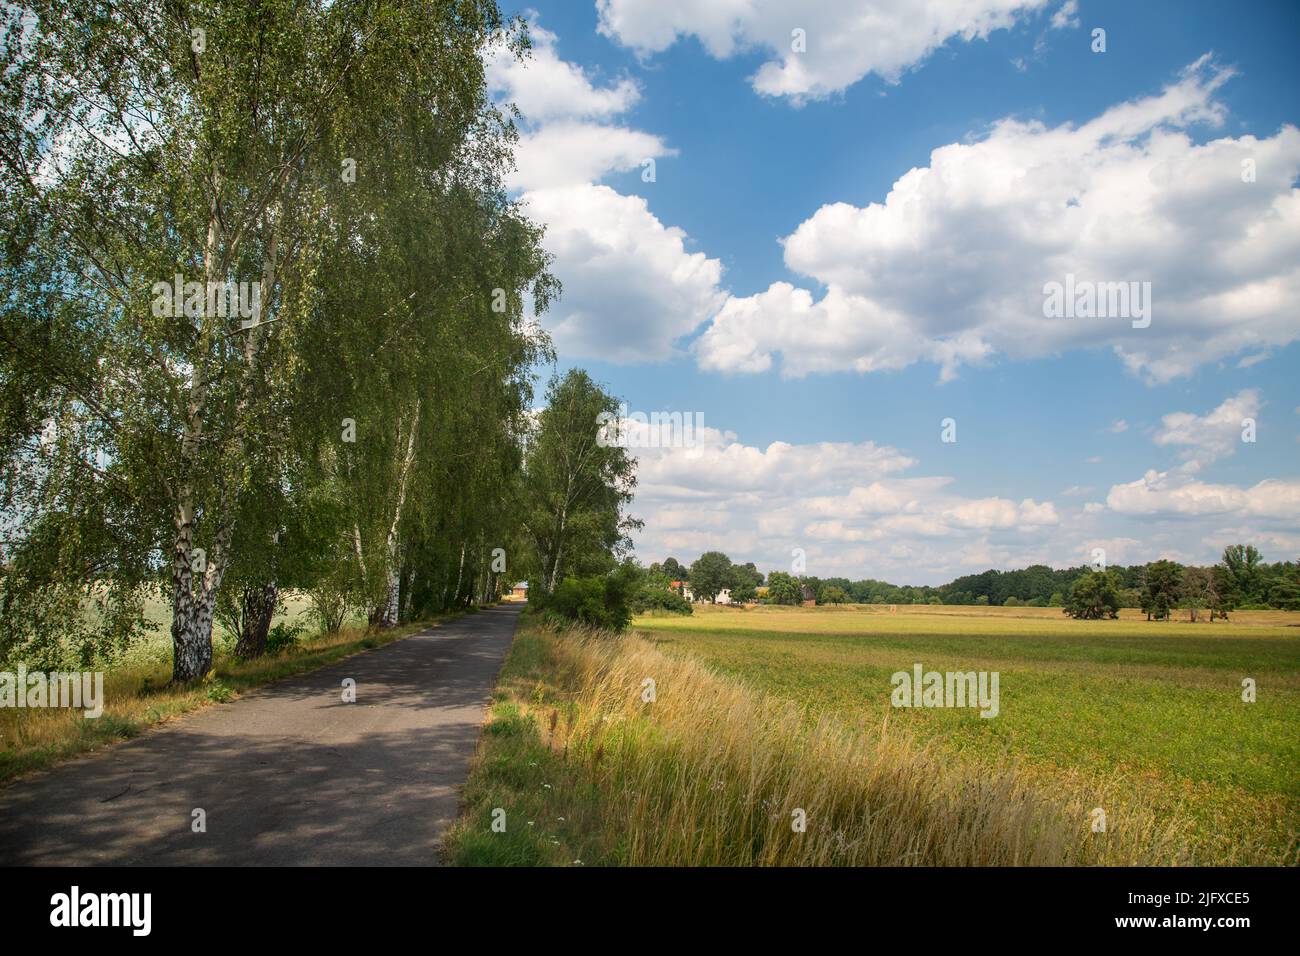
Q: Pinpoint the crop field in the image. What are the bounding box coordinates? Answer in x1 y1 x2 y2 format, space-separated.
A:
631 604 1300 864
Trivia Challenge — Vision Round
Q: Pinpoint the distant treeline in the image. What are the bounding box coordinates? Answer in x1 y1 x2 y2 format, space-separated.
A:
652 546 1300 611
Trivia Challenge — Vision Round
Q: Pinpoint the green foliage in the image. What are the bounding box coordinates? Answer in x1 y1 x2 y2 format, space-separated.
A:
1268 570 1300 611
0 2 579 677
1064 569 1121 620
519 370 640 598
632 585 694 615
688 551 733 604
729 579 757 604
1220 544 1263 605
1141 561 1184 621
764 571 801 605
265 622 306 656
820 585 849 604
658 557 686 581
533 569 635 632
646 545 1300 617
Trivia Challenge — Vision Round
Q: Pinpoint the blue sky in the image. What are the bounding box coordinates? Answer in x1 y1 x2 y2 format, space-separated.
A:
489 0 1300 584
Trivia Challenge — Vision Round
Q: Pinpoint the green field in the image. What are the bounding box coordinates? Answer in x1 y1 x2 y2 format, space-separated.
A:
103 590 348 671
632 604 1300 863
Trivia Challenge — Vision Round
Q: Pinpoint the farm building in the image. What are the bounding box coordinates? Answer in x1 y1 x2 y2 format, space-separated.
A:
671 581 732 605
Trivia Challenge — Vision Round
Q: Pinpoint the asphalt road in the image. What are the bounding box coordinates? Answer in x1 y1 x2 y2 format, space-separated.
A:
0 603 522 866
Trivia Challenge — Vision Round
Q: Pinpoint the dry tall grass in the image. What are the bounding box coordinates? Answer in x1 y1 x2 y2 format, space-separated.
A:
523 624 1200 866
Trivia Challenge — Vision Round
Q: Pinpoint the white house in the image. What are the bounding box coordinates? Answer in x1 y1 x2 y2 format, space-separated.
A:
672 581 731 604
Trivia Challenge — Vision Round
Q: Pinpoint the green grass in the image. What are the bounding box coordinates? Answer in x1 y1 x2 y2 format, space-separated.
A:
633 604 1300 862
446 628 604 867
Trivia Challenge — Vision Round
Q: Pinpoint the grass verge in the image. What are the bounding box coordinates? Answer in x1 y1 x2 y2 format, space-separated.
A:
0 614 459 786
446 618 1285 866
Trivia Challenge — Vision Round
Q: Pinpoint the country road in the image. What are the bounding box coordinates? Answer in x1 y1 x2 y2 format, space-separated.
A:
0 603 523 866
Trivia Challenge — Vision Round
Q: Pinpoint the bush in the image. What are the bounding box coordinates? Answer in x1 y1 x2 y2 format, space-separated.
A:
533 572 634 631
266 621 306 655
309 575 352 635
631 584 693 615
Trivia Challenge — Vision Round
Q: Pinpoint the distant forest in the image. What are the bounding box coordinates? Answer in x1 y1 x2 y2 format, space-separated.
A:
651 545 1300 611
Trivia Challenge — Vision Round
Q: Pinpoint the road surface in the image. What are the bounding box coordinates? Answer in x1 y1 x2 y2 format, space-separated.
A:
0 603 522 865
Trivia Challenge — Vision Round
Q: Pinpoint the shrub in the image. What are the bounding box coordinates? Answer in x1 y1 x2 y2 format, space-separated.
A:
631 584 693 615
266 621 306 655
308 575 352 635
533 572 634 631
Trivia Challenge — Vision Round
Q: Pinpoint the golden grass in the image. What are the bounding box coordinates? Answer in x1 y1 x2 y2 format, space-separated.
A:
449 620 1285 866
648 601 1300 636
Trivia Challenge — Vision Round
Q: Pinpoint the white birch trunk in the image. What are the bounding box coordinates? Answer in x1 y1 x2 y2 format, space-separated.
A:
379 401 420 626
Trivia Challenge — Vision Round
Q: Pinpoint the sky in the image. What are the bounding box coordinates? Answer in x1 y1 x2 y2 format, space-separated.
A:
488 0 1300 585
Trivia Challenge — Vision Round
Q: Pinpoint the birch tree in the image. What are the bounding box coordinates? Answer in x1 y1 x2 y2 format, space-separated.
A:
520 370 639 596
0 0 545 676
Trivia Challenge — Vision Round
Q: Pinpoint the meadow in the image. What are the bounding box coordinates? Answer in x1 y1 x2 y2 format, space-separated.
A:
447 604 1299 866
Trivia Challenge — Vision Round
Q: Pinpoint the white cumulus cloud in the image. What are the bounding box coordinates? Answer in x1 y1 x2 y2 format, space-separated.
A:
596 0 1049 100
626 417 1068 581
1106 470 1300 519
488 21 726 362
694 57 1300 383
1153 389 1261 471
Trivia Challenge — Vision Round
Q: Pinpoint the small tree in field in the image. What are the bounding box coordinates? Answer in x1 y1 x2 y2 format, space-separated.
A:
1179 566 1212 622
820 585 849 605
1064 569 1121 620
1141 560 1183 621
1209 565 1237 620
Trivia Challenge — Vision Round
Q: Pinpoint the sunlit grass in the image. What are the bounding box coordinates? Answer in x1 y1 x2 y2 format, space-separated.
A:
631 604 1300 864
448 614 1294 866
